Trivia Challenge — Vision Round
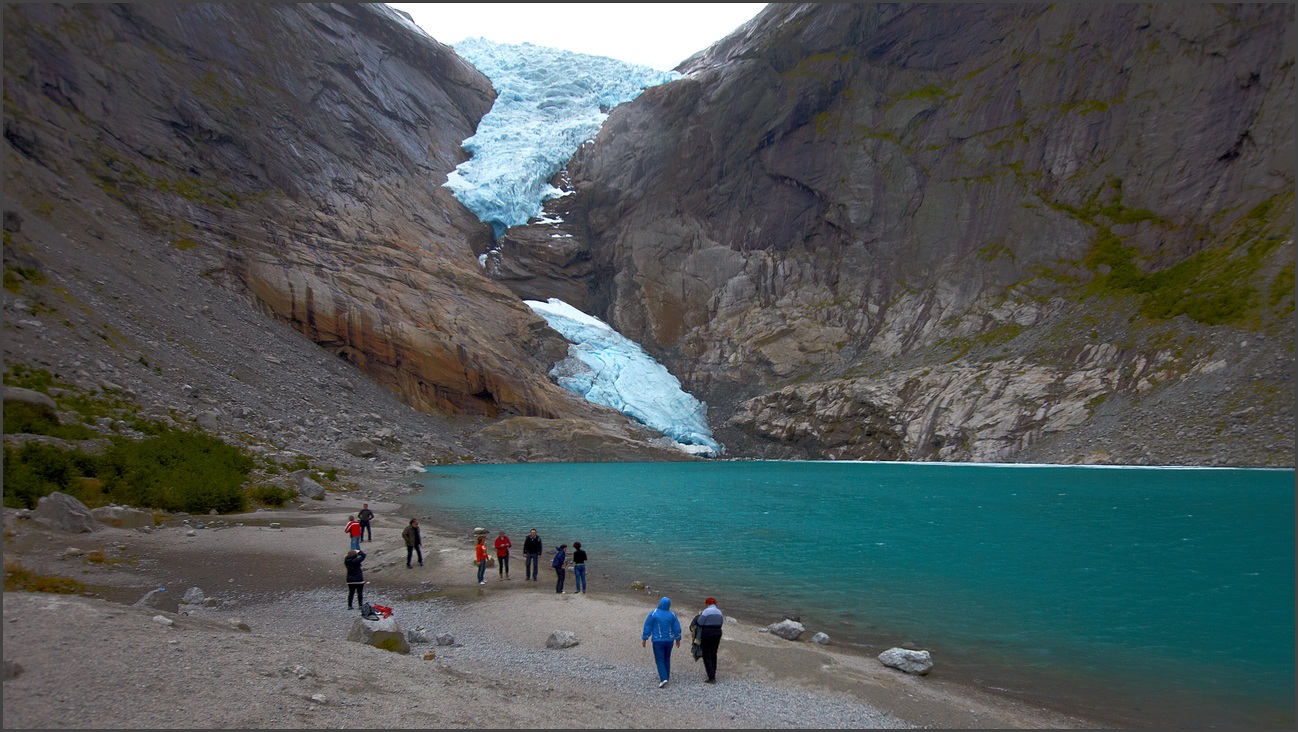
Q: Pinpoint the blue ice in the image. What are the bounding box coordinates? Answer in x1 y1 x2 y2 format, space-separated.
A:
526 298 723 458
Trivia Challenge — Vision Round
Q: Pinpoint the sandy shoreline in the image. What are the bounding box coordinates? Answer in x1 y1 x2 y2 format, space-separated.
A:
2 492 1112 729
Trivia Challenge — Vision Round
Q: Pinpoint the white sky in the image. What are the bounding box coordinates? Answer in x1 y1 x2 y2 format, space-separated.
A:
385 3 768 71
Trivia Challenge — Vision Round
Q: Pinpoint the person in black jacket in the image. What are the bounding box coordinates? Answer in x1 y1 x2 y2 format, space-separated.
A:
571 541 588 593
357 503 375 542
402 519 422 568
690 597 725 683
345 549 366 609
523 529 542 581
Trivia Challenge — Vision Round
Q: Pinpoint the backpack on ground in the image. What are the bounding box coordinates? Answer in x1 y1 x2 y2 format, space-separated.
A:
360 602 380 621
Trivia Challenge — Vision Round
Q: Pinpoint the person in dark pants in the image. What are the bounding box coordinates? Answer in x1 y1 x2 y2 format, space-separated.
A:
552 544 567 593
402 518 422 568
523 529 542 581
494 530 512 580
344 549 366 609
571 541 587 593
691 597 725 683
357 503 374 542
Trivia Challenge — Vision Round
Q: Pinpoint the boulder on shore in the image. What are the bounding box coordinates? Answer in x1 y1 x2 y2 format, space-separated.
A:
348 617 410 654
33 492 98 534
878 647 933 675
764 619 805 641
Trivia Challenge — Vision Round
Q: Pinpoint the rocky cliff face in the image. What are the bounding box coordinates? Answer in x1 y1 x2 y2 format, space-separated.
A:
5 3 574 419
4 3 695 463
497 3 1295 465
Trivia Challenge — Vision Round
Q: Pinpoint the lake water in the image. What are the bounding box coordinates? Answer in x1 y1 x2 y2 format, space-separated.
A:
409 461 1295 729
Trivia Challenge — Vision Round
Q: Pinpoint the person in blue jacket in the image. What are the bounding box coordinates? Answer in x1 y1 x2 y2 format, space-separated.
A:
552 544 567 593
641 596 682 688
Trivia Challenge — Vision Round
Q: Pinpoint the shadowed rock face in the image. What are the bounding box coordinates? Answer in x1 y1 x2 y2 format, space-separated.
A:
2 3 580 420
496 3 1295 465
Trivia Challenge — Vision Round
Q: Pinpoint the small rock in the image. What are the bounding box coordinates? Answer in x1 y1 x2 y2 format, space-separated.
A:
4 660 23 680
630 581 646 591
811 632 830 645
62 547 85 558
268 522 281 529
422 651 436 661
310 694 327 704
152 615 174 627
228 619 251 632
182 587 205 605
545 630 579 649
435 632 455 646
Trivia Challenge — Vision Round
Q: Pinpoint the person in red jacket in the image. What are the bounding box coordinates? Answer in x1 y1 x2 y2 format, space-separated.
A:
474 534 489 585
494 530 513 580
344 516 362 551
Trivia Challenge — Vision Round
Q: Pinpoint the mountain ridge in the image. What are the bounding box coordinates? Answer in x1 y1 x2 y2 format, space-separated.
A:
4 3 1294 469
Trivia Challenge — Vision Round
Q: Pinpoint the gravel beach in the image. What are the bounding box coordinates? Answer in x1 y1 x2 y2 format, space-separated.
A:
2 496 1106 729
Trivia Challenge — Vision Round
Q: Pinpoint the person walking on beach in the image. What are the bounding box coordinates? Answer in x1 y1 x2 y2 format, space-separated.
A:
357 504 375 542
571 541 587 593
690 597 725 683
494 530 513 580
642 596 682 688
344 515 362 551
344 549 366 609
523 529 542 581
552 544 568 593
402 518 423 568
475 534 489 584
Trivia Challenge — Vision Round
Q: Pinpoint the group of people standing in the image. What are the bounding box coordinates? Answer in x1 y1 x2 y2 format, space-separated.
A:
475 529 587 594
341 508 725 687
342 504 425 610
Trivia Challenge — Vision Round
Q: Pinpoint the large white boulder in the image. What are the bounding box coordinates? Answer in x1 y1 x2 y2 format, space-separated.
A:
878 647 933 675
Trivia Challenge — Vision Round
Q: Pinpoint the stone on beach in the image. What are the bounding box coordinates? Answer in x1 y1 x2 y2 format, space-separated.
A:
545 630 580 649
878 647 933 675
33 492 98 533
764 619 805 640
348 616 410 654
811 632 830 645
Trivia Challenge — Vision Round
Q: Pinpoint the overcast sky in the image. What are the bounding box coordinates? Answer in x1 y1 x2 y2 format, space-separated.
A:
385 3 768 71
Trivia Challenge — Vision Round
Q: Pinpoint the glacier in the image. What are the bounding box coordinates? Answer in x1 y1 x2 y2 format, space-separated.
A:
526 299 723 458
444 37 678 238
442 39 719 457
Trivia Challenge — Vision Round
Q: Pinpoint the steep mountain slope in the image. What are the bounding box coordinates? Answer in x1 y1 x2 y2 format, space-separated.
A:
2 3 693 465
497 3 1295 466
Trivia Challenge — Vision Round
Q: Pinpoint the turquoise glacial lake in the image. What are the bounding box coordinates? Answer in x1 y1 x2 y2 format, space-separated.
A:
409 461 1295 728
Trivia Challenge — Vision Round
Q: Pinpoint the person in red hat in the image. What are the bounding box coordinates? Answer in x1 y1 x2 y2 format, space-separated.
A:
690 597 725 683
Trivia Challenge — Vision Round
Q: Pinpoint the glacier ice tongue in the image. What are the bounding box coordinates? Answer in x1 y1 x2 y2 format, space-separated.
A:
526 298 723 457
444 38 678 237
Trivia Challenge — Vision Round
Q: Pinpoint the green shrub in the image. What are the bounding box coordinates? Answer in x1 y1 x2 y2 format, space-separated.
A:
247 484 296 508
2 442 101 509
97 428 252 514
3 401 96 440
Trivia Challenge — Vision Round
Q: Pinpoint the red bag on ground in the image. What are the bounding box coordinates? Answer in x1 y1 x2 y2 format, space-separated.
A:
370 603 393 618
